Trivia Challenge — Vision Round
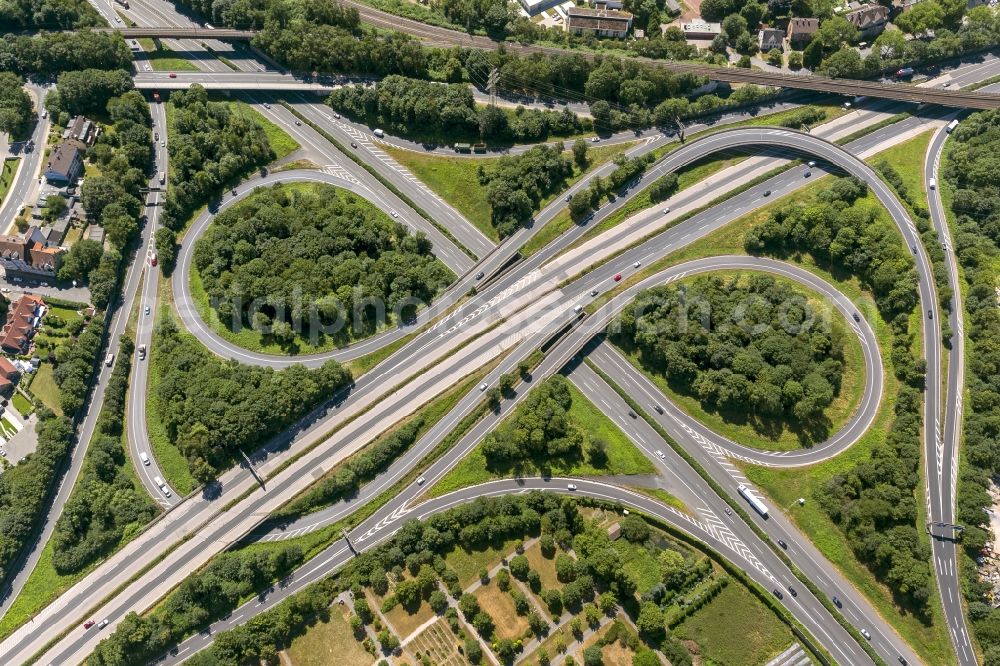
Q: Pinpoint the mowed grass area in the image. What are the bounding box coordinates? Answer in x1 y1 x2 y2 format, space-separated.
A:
284 604 370 666
675 582 793 666
872 127 934 206
445 537 521 588
230 101 300 161
475 581 529 640
429 380 654 497
136 39 199 72
28 363 61 416
588 152 952 661
12 392 32 418
614 271 867 451
383 142 634 242
522 540 563 591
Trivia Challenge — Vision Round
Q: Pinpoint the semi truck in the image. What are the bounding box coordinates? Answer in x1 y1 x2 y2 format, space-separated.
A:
738 483 769 518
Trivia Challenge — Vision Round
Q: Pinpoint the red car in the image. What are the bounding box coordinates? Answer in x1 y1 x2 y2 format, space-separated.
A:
613 274 622 282
83 619 96 629
168 72 177 78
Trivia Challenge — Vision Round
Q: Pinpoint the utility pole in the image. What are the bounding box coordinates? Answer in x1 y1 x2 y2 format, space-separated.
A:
486 67 500 106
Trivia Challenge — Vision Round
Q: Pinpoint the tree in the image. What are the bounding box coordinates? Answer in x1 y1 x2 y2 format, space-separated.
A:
589 100 612 130
787 50 804 69
816 16 858 50
58 239 103 282
573 138 589 168
895 1 945 35
802 38 824 68
721 14 748 43
465 639 483 664
584 645 604 666
636 601 665 640
823 46 866 79
510 554 530 580
478 104 509 138
620 515 650 543
767 48 783 66
0 73 33 136
569 190 593 220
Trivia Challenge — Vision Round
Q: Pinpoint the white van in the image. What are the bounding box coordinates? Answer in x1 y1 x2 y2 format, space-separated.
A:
139 452 150 466
373 128 385 138
105 353 114 367
153 476 164 487
929 178 937 190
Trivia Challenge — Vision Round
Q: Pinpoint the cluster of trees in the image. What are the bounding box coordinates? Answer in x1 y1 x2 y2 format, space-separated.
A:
479 143 574 237
276 417 425 521
0 411 75 584
939 110 1000 662
51 337 158 574
481 376 593 467
777 106 826 130
328 75 587 143
0 30 132 76
51 313 105 415
743 176 931 614
161 85 275 231
88 544 306 666
0 73 33 137
152 318 352 482
614 274 845 440
45 69 133 119
193 184 451 345
0 0 102 29
62 89 151 306
569 152 655 220
745 176 919 317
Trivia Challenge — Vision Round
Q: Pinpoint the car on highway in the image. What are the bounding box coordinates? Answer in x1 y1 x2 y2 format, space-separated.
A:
83 620 96 630
0 449 6 458
778 539 787 549
928 309 933 319
154 132 158 141
168 72 177 78
374 129 385 138
804 171 811 178
787 586 797 597
350 142 358 148
161 141 165 147
772 589 783 600
479 382 488 391
655 450 665 459
97 619 109 629
590 289 598 296
633 260 641 268
860 628 872 640
390 210 398 218
566 194 572 202
724 507 731 515
105 353 114 367
476 271 484 280
662 207 670 214
138 344 146 360
613 274 622 282
853 312 860 322
295 120 302 126
653 404 663 414
573 305 583 313
333 113 341 119
263 103 271 109
898 657 908 665
763 190 771 197
628 410 636 418
144 305 150 315
832 595 842 607
590 136 600 142
139 452 150 465
567 483 577 490
416 476 425 485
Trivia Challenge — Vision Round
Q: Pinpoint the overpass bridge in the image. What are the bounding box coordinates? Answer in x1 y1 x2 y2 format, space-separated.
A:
108 27 254 39
132 72 335 92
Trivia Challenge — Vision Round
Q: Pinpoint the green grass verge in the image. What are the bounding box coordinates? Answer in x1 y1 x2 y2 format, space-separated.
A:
676 580 795 666
383 142 634 243
136 39 199 72
230 101 299 161
0 158 18 210
613 270 867 452
429 379 655 498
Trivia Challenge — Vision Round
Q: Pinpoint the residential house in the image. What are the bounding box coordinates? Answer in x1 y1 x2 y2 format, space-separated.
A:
680 19 722 41
0 228 64 279
787 17 819 46
759 27 786 52
565 6 633 38
845 4 890 38
0 294 45 355
43 139 86 185
0 356 20 395
518 0 561 16
64 116 97 147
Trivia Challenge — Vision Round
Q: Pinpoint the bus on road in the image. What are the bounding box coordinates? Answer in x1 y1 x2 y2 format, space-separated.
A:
946 119 960 133
738 484 769 518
